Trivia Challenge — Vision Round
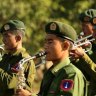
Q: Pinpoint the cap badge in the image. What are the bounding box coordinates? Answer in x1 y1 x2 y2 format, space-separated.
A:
93 18 96 25
50 23 56 31
4 24 10 30
84 16 90 22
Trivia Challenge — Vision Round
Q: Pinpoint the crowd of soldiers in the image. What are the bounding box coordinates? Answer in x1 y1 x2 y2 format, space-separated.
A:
0 9 96 96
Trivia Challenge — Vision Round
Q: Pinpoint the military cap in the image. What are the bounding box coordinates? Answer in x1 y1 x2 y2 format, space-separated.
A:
79 9 96 23
45 21 77 42
0 20 25 33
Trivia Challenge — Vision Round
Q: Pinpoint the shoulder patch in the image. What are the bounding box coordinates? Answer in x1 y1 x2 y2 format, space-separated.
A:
60 79 74 91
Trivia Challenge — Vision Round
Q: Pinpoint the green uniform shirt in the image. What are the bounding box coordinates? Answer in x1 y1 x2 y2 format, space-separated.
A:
73 53 96 96
38 58 87 96
0 47 36 96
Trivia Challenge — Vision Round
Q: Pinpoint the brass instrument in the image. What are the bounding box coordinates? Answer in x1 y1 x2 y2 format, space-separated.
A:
73 34 95 52
75 34 93 44
15 51 46 93
35 56 46 68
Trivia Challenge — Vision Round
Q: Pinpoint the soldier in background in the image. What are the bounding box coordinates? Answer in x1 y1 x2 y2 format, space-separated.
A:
79 9 96 63
71 9 96 96
0 20 36 96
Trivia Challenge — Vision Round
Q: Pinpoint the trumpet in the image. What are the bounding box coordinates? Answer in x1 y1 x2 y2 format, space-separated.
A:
75 34 93 44
73 34 95 52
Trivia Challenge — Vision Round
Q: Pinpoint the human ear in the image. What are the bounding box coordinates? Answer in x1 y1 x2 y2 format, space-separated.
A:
62 40 70 50
15 35 21 42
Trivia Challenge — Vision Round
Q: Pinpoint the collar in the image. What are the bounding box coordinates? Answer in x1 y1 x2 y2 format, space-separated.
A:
4 47 26 56
51 57 70 76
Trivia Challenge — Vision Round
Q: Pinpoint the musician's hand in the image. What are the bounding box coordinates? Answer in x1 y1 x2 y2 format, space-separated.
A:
70 47 85 60
77 34 92 49
15 88 32 96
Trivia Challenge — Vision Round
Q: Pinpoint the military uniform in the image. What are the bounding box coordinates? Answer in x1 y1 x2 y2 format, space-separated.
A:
79 9 96 63
72 52 96 96
38 21 88 96
38 58 87 96
0 48 35 96
0 20 36 96
73 9 96 96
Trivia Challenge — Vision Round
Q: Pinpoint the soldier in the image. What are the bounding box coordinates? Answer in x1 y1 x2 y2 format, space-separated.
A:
38 21 87 96
0 20 36 96
70 9 96 96
79 9 96 63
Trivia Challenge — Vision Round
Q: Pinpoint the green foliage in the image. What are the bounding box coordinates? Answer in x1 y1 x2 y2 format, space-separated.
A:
0 0 96 54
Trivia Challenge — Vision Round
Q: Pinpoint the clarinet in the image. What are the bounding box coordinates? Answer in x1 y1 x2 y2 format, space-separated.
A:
15 51 47 93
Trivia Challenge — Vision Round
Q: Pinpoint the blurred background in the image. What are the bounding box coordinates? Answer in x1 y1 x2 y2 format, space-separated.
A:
0 0 96 54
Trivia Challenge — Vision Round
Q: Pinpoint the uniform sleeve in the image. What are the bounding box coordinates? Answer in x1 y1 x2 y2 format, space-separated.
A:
82 53 96 72
81 53 96 81
73 52 96 81
58 72 87 96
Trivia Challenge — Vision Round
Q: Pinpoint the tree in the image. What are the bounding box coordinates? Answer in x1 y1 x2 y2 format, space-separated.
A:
0 0 95 54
